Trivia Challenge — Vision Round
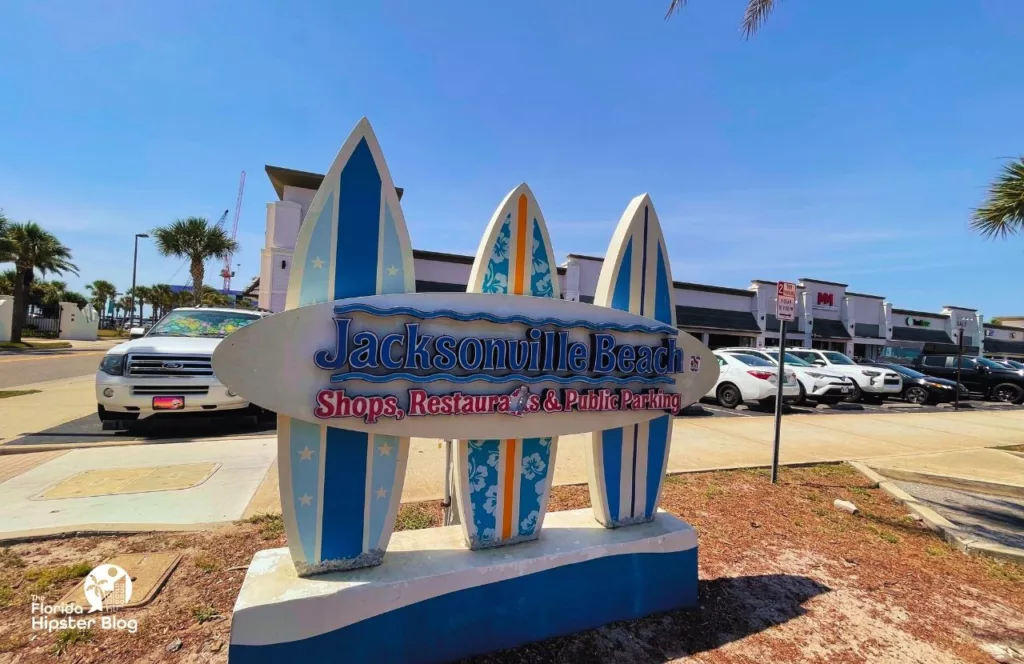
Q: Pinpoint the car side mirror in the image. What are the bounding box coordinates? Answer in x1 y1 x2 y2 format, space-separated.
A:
129 327 146 340
813 360 826 367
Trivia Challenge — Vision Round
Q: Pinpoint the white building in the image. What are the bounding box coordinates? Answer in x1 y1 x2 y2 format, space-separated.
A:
254 165 988 360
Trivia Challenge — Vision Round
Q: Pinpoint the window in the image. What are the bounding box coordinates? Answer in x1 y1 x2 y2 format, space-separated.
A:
976 357 1006 370
148 310 262 338
789 351 818 363
716 356 727 367
766 351 812 367
726 353 775 367
821 351 856 365
921 356 947 367
885 364 927 379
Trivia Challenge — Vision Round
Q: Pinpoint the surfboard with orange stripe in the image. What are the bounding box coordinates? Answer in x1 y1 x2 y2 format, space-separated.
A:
453 183 560 549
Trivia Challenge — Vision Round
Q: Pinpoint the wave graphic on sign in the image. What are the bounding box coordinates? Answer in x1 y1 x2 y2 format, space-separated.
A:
327 372 676 385
331 303 679 336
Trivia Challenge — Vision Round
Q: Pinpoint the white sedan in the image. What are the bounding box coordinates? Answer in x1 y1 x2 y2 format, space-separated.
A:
706 350 801 409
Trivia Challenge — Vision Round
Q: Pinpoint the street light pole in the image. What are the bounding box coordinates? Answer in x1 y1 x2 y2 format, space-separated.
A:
130 233 149 328
954 319 966 411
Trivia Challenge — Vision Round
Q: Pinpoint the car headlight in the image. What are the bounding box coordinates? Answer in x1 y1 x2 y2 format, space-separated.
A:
925 382 950 389
99 354 126 376
861 370 881 377
806 372 828 379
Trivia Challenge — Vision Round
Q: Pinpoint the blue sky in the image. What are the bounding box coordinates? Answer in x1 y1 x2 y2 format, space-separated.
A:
1 0 1022 315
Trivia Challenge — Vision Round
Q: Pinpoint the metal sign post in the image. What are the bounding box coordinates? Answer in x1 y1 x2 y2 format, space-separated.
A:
954 319 966 411
772 282 798 484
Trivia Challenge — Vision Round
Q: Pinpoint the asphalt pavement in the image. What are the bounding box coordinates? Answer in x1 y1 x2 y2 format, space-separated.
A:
0 350 107 389
893 480 1024 551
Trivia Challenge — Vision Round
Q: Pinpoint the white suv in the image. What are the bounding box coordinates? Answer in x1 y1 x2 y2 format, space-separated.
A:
719 348 855 406
785 348 902 403
95 307 267 429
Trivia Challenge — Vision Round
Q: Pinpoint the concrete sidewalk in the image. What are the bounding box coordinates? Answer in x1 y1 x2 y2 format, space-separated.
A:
0 409 1022 539
0 375 97 444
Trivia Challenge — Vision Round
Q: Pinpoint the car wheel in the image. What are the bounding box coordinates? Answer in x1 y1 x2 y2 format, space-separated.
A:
991 383 1024 404
904 386 930 405
716 383 742 409
795 383 807 406
844 384 862 403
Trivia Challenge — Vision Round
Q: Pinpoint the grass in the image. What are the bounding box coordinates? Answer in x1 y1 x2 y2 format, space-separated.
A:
986 559 1024 583
97 329 123 338
395 504 438 531
240 513 285 540
193 553 220 573
53 628 93 655
0 548 25 568
0 340 71 350
0 585 12 608
23 561 93 593
925 545 948 557
190 604 220 624
0 390 41 399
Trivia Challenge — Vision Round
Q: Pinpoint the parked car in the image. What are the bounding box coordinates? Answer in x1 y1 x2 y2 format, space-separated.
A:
705 351 800 409
717 347 855 405
96 307 268 430
785 348 902 403
992 359 1024 371
911 354 1024 403
860 362 967 405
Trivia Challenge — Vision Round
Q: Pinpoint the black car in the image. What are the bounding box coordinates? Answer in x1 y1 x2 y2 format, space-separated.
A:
862 362 967 405
911 354 1024 404
995 359 1024 371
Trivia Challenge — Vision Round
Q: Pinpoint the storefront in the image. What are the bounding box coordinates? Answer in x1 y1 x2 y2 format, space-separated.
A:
984 323 1024 359
256 164 988 362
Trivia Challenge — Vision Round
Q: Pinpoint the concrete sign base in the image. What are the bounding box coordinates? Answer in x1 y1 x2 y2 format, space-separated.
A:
229 509 699 663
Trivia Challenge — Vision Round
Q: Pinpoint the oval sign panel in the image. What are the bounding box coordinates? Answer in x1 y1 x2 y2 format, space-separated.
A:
212 292 718 440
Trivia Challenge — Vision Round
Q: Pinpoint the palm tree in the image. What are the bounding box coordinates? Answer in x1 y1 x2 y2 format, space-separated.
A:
149 283 174 319
4 221 78 343
131 285 154 324
970 158 1024 239
152 217 238 307
85 279 117 318
116 295 134 322
0 269 15 296
0 211 12 261
665 0 776 38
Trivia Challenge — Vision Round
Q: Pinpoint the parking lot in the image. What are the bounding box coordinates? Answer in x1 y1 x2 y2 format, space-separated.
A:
687 398 1024 419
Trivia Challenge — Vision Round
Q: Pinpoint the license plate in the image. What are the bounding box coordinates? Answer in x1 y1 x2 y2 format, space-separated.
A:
841 387 850 393
152 396 185 411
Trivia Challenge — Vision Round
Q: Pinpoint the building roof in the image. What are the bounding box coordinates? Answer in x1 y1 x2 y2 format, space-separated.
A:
265 165 403 201
847 291 885 300
673 281 754 297
565 253 604 262
800 278 849 288
892 308 949 319
942 305 977 311
984 322 1024 331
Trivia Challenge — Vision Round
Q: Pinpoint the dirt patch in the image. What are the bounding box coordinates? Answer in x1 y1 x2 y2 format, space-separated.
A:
0 464 1020 663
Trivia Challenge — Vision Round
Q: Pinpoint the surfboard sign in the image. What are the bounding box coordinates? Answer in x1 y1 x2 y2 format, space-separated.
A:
212 291 715 441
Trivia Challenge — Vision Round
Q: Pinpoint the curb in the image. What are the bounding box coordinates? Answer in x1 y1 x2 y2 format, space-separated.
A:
0 433 272 456
860 464 1024 500
847 461 1024 564
0 521 234 545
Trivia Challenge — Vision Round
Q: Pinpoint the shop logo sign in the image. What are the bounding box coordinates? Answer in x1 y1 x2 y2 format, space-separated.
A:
812 292 838 311
905 317 932 328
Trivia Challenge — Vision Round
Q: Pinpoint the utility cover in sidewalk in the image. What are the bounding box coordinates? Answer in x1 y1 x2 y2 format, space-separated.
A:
35 463 220 499
59 552 182 610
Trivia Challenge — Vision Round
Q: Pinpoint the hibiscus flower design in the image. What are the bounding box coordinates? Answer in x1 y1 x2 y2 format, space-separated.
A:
521 452 546 480
520 510 539 533
486 451 499 468
491 225 510 262
482 263 508 294
482 485 500 515
532 273 553 297
469 465 489 492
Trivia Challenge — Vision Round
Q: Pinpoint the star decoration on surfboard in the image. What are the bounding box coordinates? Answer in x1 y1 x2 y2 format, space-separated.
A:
386 265 398 276
378 441 393 456
376 487 387 499
299 494 313 506
298 446 314 461
311 256 325 269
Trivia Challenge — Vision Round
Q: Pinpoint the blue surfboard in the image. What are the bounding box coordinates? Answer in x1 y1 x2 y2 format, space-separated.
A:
279 117 416 575
585 194 676 528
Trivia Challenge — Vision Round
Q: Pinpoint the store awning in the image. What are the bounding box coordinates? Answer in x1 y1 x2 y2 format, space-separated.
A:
891 327 954 345
853 323 883 339
765 314 802 334
675 305 761 335
812 319 851 340
985 338 1024 355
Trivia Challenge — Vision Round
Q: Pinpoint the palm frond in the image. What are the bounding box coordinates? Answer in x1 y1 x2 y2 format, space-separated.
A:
742 0 779 38
664 0 686 19
970 157 1024 239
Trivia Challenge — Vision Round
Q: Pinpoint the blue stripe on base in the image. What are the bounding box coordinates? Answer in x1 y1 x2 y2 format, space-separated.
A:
288 419 323 564
321 427 369 560
333 138 382 299
229 547 698 664
368 434 400 551
654 245 672 326
600 428 623 521
380 203 406 295
644 415 670 518
639 207 649 317
610 239 632 312
298 192 334 307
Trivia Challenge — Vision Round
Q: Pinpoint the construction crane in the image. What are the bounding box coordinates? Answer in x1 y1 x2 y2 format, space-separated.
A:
221 171 246 290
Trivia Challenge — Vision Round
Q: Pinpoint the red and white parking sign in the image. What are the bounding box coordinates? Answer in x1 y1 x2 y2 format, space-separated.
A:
776 282 797 321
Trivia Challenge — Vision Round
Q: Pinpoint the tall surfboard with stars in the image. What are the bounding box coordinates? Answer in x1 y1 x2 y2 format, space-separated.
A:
452 183 561 549
585 194 676 528
279 117 416 576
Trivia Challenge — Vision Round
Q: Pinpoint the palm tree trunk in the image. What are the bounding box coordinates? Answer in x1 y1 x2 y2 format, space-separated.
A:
190 260 204 307
9 268 29 344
